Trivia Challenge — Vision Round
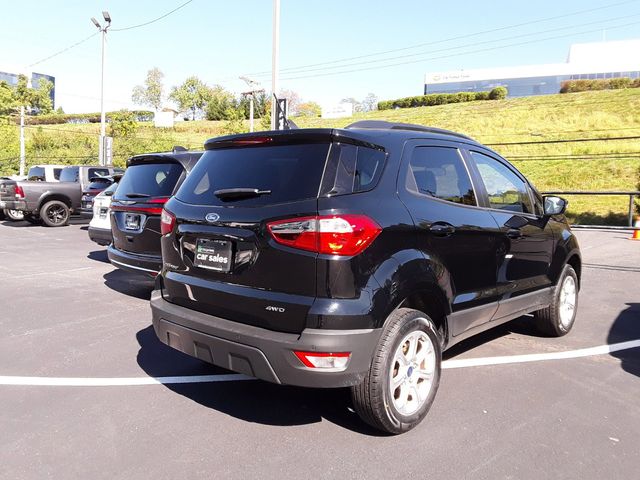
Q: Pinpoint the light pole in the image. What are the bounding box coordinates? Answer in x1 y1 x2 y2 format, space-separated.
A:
240 76 264 133
91 11 111 166
270 0 280 130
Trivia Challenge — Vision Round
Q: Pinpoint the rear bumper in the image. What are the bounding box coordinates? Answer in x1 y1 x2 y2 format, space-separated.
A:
88 226 112 246
107 245 161 277
0 200 27 211
79 208 94 219
150 290 381 388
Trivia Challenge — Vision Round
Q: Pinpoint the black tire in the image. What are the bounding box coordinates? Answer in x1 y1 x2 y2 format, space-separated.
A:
24 214 42 225
351 308 441 434
534 264 579 337
40 200 70 227
4 209 24 221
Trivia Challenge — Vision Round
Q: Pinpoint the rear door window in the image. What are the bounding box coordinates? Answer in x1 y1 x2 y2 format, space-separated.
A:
177 143 330 206
88 168 110 179
114 162 184 200
406 146 476 206
59 167 79 182
28 167 45 181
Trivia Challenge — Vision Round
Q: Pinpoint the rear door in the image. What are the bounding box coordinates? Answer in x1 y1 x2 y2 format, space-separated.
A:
397 140 502 336
111 161 184 256
162 139 332 334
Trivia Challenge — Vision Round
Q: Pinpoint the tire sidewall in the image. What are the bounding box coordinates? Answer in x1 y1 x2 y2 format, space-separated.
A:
381 314 442 430
41 201 69 227
4 209 24 221
554 265 579 334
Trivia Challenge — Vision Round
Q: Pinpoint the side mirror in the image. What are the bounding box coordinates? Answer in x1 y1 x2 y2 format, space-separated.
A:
104 190 115 197
543 196 568 216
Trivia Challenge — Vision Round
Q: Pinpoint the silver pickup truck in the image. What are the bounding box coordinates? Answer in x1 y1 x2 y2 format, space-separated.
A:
0 165 120 227
0 165 66 221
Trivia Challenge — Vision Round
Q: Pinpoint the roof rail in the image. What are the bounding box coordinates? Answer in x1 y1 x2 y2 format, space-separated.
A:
344 120 474 141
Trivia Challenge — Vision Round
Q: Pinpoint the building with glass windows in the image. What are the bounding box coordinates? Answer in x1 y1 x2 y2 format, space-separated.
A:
424 39 640 97
0 69 55 108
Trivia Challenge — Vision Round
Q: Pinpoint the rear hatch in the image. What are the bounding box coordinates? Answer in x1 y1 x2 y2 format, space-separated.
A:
0 179 18 201
111 160 185 257
81 177 114 211
161 132 387 334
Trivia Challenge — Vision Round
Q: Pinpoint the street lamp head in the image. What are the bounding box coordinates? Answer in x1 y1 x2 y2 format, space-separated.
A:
102 11 111 24
91 17 102 29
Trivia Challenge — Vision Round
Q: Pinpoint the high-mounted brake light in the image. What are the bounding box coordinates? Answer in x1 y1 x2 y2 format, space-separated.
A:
293 351 351 370
267 214 381 256
14 185 25 198
160 209 176 235
230 137 273 145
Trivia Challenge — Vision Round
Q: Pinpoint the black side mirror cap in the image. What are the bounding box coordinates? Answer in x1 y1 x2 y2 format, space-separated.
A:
543 196 568 216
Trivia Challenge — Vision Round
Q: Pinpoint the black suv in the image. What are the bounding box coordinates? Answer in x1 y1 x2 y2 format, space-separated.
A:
150 121 581 434
107 150 203 277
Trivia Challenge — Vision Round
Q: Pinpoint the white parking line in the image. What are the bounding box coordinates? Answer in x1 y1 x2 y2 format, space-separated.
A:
0 339 638 387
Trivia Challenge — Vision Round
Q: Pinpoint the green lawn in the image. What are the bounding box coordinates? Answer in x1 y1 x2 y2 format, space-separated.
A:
2 88 639 224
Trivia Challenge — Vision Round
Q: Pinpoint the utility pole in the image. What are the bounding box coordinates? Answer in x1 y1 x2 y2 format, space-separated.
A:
18 73 31 177
240 76 264 133
270 0 280 130
91 11 111 166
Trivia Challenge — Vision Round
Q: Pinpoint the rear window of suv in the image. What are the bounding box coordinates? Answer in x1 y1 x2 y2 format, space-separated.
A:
177 143 331 206
114 162 184 200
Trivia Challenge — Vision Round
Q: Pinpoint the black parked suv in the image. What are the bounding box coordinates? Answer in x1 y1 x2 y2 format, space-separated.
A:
107 150 203 277
150 121 581 434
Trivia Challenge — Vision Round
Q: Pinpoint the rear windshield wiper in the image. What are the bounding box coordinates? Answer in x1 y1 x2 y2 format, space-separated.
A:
214 188 272 200
125 193 151 198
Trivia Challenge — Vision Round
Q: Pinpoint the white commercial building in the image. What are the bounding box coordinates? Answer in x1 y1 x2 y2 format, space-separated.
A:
424 39 640 97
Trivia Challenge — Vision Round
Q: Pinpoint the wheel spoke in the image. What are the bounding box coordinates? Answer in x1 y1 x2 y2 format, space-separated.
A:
406 335 418 360
391 372 405 389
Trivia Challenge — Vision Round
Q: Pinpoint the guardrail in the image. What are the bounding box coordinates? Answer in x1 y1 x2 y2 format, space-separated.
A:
542 191 640 230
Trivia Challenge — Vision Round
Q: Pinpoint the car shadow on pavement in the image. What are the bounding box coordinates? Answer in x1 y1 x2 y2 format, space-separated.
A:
607 302 640 377
103 270 155 300
88 249 110 263
443 315 537 359
1 220 39 228
135 325 385 435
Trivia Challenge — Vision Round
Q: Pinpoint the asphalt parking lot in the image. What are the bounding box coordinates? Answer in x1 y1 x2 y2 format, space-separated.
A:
1 220 639 480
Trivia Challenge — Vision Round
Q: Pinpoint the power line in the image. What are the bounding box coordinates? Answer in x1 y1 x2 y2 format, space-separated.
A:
246 0 640 76
111 0 195 32
27 32 99 68
253 12 640 78
280 20 640 80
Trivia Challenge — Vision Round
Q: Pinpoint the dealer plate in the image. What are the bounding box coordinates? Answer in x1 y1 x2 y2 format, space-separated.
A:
194 238 232 272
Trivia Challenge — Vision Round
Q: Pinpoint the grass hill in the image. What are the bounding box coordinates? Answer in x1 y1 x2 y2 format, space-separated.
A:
1 88 639 225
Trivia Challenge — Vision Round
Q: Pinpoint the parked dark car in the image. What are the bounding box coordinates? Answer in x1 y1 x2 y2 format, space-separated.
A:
150 121 581 434
107 150 203 276
0 165 120 227
79 173 125 218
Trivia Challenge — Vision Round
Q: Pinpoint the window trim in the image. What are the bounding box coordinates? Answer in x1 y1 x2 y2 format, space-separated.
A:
404 144 480 208
464 147 539 218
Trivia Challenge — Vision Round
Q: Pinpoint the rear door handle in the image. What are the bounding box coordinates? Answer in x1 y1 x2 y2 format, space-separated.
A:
429 223 455 237
506 228 523 239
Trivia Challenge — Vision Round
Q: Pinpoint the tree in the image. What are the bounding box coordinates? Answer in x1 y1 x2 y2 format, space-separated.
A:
361 93 378 112
278 89 301 116
9 75 53 115
55 106 65 115
169 76 212 120
131 67 165 112
108 109 139 138
296 101 321 117
0 81 15 116
205 86 236 121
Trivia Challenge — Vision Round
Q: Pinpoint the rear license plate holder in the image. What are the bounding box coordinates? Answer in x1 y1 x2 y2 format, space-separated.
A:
125 213 140 230
194 238 233 272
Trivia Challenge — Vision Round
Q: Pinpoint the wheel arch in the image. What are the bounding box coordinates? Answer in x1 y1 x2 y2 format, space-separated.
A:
38 194 72 211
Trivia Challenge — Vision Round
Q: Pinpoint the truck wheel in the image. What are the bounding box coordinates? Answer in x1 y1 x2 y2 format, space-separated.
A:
534 264 579 337
351 308 441 434
4 209 24 221
40 200 70 227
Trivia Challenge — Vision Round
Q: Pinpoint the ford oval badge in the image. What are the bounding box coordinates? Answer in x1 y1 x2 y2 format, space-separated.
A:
205 213 220 223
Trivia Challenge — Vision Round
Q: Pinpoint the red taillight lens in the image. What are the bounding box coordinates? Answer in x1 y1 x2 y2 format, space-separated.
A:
293 351 351 369
147 197 170 204
14 185 25 198
267 214 381 256
160 209 176 235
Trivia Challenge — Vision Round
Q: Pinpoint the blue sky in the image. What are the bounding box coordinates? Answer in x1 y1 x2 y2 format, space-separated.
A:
1 0 639 113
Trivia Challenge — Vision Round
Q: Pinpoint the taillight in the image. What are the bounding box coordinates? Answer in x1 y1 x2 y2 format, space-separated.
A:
14 185 25 198
293 351 351 370
147 197 170 204
160 209 176 235
267 214 381 256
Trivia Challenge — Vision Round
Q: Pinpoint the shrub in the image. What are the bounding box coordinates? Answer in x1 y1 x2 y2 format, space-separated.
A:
489 87 508 100
560 77 640 94
377 89 506 111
